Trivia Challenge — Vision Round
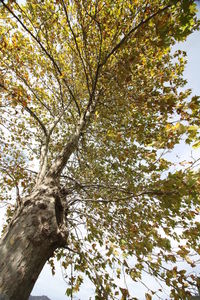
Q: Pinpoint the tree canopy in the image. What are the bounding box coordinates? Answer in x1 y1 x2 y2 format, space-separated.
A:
0 0 200 299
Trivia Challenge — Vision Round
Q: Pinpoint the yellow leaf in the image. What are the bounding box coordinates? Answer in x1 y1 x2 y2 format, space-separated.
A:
192 141 200 149
185 256 193 265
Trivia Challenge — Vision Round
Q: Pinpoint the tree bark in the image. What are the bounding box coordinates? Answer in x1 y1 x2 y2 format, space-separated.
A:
0 179 67 300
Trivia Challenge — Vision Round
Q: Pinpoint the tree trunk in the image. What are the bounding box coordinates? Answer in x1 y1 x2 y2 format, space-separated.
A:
0 179 67 300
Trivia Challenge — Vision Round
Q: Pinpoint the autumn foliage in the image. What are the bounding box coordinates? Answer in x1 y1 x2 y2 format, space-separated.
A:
0 0 200 299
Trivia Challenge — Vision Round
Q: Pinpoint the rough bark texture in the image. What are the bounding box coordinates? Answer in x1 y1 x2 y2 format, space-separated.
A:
0 179 67 300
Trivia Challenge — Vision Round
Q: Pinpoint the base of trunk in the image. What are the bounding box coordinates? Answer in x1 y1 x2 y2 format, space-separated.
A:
0 183 67 300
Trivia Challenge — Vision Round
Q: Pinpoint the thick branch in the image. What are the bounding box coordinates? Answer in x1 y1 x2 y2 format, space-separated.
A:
47 115 86 178
36 139 49 185
36 112 66 184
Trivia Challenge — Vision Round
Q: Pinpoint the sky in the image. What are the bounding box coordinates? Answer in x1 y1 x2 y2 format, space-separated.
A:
0 4 200 300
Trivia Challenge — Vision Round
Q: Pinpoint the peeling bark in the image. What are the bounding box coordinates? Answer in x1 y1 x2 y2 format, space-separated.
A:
0 181 67 300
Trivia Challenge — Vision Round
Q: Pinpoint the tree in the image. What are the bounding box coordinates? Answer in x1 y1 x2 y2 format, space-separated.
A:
0 0 200 299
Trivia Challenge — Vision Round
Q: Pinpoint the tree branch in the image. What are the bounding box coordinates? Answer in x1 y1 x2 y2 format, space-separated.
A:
36 138 49 185
0 0 59 74
61 0 91 96
100 3 173 67
0 0 80 115
46 115 85 178
24 105 48 137
12 69 54 117
0 77 48 136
